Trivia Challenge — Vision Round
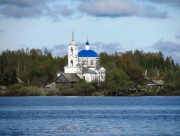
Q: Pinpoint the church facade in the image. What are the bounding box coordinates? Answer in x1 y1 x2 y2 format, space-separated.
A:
57 33 106 82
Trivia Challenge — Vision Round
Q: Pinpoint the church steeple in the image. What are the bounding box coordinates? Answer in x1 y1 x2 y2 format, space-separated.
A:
85 37 90 50
72 31 74 41
68 32 78 68
69 31 77 46
86 37 89 45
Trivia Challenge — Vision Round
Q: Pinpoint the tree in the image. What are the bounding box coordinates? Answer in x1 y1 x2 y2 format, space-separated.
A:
10 70 18 84
165 56 173 72
164 70 180 90
3 73 10 86
0 72 4 85
106 68 132 95
124 64 145 86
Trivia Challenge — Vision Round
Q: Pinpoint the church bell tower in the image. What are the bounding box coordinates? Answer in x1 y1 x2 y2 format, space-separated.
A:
68 32 78 67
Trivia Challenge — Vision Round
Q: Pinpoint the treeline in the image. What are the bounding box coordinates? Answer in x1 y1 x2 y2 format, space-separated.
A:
0 48 67 86
100 50 178 78
99 51 180 95
0 48 180 96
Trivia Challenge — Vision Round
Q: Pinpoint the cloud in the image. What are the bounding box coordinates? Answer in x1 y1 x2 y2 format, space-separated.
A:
0 0 47 7
0 0 168 19
0 5 45 18
175 35 180 39
47 5 74 21
175 32 180 39
91 42 123 54
60 6 74 16
153 40 180 64
77 41 123 54
145 0 180 8
78 0 139 17
49 44 67 57
141 6 168 19
0 0 74 19
50 41 123 57
0 0 49 18
78 0 168 18
153 40 180 52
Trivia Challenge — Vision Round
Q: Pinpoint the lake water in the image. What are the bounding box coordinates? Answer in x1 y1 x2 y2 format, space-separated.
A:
0 96 180 136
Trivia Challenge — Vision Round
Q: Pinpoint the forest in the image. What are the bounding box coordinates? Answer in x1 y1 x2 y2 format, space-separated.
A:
0 48 180 96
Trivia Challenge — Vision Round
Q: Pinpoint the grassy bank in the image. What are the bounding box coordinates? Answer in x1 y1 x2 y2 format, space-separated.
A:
0 83 180 96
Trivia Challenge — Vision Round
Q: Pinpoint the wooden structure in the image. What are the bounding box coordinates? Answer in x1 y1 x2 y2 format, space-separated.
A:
146 79 164 86
43 73 80 89
55 73 80 87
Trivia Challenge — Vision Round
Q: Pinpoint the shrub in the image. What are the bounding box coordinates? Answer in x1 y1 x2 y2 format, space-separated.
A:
144 90 158 96
20 86 43 96
159 87 180 96
92 91 105 96
43 88 59 96
74 81 96 96
60 88 77 96
6 84 22 96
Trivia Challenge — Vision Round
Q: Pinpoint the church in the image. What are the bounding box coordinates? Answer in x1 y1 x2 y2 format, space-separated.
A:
57 32 106 82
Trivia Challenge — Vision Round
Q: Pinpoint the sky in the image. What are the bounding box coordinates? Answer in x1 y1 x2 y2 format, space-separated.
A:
0 0 180 64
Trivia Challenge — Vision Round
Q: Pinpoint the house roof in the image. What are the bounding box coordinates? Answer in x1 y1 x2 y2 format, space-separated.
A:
43 82 56 88
55 73 80 83
146 80 164 86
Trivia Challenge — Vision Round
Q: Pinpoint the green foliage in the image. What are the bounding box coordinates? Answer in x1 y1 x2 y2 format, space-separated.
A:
0 48 66 86
0 48 180 96
92 91 105 96
0 72 4 84
74 80 96 96
6 84 43 96
60 88 77 96
106 68 132 95
44 89 59 96
6 84 22 96
3 73 10 86
10 70 18 84
99 50 180 95
164 70 180 91
143 90 159 96
20 86 43 96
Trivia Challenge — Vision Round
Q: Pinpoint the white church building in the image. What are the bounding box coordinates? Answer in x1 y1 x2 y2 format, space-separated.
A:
57 32 106 82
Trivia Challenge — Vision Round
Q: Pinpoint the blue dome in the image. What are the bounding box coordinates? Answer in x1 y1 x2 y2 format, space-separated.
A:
78 50 98 57
86 41 89 45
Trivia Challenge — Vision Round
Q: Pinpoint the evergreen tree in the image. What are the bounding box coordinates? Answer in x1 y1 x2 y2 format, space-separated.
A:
4 73 10 86
10 70 18 84
0 72 4 85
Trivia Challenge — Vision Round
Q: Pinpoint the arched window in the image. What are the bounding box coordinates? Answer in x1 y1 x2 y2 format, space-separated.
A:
70 47 73 55
71 60 73 67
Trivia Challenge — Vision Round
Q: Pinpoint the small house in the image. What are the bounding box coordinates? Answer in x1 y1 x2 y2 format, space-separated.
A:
55 73 80 88
146 79 164 91
146 79 164 86
43 73 80 89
